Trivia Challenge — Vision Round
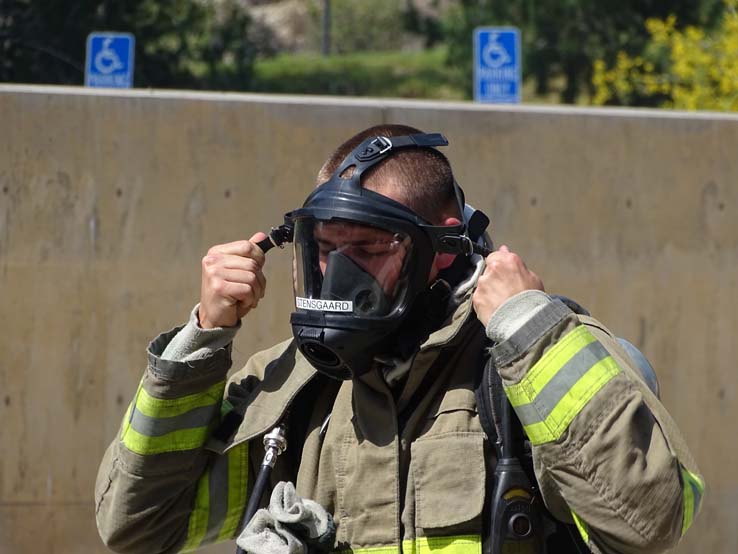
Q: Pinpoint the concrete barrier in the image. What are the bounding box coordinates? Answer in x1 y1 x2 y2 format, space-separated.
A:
1 85 735 553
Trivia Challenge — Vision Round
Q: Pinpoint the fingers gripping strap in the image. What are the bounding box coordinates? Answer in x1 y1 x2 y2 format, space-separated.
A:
504 326 621 445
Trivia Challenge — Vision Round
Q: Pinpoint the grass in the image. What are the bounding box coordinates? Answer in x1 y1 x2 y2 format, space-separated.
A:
250 46 467 100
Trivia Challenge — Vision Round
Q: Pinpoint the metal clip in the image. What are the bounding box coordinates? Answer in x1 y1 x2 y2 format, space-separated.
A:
374 136 392 155
262 424 287 468
256 223 294 254
356 136 393 161
268 226 287 249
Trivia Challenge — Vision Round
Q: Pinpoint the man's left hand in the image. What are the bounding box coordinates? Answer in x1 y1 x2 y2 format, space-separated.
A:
472 245 545 326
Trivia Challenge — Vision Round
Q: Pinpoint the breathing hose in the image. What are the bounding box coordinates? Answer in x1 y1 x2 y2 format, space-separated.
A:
235 423 288 554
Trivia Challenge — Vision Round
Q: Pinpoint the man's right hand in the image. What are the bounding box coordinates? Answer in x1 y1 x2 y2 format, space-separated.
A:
198 232 268 329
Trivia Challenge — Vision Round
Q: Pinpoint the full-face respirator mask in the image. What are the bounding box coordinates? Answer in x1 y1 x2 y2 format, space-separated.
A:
257 133 492 380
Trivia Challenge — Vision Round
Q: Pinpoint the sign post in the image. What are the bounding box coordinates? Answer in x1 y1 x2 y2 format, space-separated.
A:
85 32 135 88
473 27 521 103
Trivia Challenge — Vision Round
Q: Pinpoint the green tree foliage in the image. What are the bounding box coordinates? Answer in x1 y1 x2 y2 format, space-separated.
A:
0 0 259 89
306 0 406 54
592 0 738 111
442 0 723 103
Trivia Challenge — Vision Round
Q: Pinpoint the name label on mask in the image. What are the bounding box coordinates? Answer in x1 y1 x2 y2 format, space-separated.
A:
296 297 353 312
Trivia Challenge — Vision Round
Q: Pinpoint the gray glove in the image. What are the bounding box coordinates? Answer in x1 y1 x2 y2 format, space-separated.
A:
236 481 335 554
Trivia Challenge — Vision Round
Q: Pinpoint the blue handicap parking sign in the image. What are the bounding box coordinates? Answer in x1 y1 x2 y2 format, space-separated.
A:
474 27 521 103
85 32 135 88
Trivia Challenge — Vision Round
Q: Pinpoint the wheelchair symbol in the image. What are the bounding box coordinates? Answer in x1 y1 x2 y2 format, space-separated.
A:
481 33 511 68
94 38 124 75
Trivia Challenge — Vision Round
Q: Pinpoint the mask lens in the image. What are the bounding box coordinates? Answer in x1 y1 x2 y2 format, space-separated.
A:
293 218 412 317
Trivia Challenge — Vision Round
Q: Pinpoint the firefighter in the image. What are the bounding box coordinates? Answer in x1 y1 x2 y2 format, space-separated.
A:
96 124 703 554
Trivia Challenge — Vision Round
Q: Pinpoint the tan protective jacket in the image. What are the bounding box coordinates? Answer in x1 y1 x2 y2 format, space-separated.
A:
95 294 703 554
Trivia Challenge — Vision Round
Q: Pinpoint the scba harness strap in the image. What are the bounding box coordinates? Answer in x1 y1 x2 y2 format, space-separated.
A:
354 133 448 162
254 131 448 255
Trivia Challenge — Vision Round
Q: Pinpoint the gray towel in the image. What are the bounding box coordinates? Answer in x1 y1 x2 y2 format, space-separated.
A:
236 481 335 554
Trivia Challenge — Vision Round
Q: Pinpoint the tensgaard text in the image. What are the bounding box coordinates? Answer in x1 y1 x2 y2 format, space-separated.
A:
296 297 353 312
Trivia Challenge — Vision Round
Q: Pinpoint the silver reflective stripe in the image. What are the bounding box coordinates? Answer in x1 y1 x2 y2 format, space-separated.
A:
514 341 611 425
129 404 216 437
201 453 231 545
689 478 703 513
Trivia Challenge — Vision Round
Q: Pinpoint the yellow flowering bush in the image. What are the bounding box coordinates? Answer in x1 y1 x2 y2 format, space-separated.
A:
592 1 738 111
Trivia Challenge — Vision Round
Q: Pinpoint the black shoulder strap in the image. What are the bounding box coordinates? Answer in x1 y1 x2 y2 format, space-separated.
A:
474 352 504 457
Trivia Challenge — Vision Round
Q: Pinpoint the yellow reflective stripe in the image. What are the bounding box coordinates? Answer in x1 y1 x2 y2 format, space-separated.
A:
504 326 621 445
681 474 694 536
182 470 210 552
521 355 620 445
412 535 481 554
681 466 705 536
179 443 251 552
571 510 590 544
122 424 211 455
340 535 481 554
136 380 225 418
218 443 250 541
119 380 225 455
505 326 597 407
119 402 133 440
346 545 399 554
684 467 705 497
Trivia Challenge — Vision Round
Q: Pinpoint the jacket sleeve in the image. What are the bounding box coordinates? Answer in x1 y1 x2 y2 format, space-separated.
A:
488 293 704 554
95 326 251 554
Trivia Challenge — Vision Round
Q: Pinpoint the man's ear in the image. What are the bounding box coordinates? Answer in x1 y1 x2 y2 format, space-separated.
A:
433 216 462 272
434 252 456 271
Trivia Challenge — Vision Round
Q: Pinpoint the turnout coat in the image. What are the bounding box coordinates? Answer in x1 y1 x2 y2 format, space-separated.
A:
95 291 703 554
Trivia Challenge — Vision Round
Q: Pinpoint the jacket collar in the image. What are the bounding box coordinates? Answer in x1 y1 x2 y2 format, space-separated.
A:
211 340 317 452
395 290 479 409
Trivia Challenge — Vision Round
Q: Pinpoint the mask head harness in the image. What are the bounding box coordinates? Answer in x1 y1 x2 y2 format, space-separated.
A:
287 132 489 380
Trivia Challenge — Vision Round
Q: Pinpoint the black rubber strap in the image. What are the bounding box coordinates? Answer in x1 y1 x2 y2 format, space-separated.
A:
255 224 294 254
389 132 448 149
255 236 275 253
474 352 504 456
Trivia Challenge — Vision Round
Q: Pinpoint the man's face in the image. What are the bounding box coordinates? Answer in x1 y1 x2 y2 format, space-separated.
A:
314 221 410 297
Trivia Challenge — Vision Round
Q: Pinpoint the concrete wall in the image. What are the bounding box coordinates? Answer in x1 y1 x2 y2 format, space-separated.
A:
1 85 735 553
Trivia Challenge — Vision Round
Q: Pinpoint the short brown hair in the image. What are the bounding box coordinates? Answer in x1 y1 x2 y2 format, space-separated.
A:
317 124 460 224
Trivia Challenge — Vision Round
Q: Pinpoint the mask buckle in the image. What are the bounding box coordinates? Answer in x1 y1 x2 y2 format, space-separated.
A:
438 234 492 257
439 234 474 256
356 136 393 162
